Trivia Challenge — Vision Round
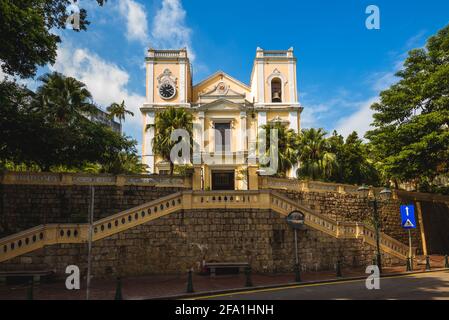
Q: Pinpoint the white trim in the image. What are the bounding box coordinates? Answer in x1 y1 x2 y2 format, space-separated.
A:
288 61 298 103
257 62 265 103
239 111 247 153
289 111 299 133
143 111 155 173
258 111 267 129
147 61 154 103
180 62 186 103
193 70 251 90
267 69 287 103
193 111 204 165
288 61 297 103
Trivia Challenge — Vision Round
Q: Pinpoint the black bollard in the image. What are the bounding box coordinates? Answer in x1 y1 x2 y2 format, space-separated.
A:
336 260 342 278
406 257 412 272
245 266 253 287
445 255 449 269
114 277 123 300
425 256 431 271
294 263 301 283
26 280 33 300
186 270 194 293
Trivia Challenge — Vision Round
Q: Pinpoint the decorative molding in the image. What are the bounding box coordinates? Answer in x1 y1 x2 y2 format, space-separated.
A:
266 68 288 86
268 115 290 125
157 68 177 86
267 68 288 103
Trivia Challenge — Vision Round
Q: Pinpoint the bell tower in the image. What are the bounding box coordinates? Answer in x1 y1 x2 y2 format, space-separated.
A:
141 48 192 173
250 47 303 178
250 47 302 132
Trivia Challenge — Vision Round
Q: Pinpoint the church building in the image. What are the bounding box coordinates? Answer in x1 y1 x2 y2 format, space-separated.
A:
141 48 303 191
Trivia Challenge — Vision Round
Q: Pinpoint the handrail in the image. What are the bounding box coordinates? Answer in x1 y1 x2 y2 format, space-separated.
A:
0 171 191 188
260 176 449 203
0 190 410 263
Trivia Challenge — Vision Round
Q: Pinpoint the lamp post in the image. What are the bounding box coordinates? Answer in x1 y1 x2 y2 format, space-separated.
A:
286 211 306 282
357 185 392 274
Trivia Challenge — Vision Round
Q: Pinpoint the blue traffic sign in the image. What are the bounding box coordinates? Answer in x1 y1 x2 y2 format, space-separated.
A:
400 205 416 229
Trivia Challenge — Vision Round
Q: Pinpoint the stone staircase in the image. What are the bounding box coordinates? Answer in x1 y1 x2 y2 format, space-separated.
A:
0 190 410 263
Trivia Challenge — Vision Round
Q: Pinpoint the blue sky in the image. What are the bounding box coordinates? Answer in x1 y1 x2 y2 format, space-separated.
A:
8 0 449 153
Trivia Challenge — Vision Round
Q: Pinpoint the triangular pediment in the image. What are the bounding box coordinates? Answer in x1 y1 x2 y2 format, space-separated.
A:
196 98 249 111
193 71 250 103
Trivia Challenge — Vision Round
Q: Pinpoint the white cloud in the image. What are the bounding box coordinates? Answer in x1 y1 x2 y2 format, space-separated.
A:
334 97 379 139
370 71 398 92
117 0 149 44
405 30 427 49
0 66 39 91
50 43 145 150
0 68 6 81
300 103 330 129
151 0 195 60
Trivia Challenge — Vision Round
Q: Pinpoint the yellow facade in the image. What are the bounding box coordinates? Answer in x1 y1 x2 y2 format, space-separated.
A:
141 48 303 190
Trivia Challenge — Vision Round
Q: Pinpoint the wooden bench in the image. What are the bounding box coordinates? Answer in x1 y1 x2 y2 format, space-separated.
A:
0 270 55 285
205 262 249 277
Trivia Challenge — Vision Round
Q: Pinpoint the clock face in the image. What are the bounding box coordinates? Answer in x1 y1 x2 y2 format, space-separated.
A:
159 83 176 100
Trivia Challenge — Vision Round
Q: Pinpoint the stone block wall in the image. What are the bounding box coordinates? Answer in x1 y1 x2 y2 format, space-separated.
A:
0 184 185 238
0 209 403 278
278 190 424 253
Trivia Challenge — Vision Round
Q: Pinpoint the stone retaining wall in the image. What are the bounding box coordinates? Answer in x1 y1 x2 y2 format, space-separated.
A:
0 209 403 278
0 184 185 238
277 190 424 253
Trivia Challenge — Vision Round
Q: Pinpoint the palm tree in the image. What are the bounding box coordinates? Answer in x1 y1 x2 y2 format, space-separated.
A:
101 152 148 175
146 107 193 175
297 128 337 180
35 72 97 124
261 123 299 177
107 100 134 133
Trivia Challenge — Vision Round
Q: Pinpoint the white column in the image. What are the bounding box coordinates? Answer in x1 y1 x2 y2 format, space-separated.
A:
288 60 296 103
239 112 248 153
179 62 186 103
289 111 299 133
257 62 265 103
289 110 299 179
193 112 204 165
147 61 154 103
258 111 267 129
143 111 155 173
250 111 267 165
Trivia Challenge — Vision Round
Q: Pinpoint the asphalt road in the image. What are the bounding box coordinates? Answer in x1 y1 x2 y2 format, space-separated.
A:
195 270 449 300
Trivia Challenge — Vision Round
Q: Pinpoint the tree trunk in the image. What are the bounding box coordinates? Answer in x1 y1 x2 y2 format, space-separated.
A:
170 162 175 176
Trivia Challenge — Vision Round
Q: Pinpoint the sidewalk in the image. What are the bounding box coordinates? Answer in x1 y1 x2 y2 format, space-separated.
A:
0 256 446 300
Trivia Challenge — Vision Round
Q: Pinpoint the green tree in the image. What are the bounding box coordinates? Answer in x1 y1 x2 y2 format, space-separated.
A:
297 128 336 180
34 72 97 124
328 130 380 185
0 0 106 78
147 108 193 175
261 123 299 177
107 100 135 133
0 79 139 173
366 24 449 190
100 152 148 175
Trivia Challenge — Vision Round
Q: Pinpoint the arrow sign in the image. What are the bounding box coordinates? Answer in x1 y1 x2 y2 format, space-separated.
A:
400 205 416 229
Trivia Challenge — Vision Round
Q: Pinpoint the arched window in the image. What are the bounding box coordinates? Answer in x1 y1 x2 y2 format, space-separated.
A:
271 78 282 103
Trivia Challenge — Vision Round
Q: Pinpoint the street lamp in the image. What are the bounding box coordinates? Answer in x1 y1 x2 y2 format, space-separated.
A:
286 211 306 282
357 185 392 273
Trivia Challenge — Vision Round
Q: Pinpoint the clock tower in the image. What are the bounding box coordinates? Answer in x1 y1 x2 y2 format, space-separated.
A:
141 48 192 173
